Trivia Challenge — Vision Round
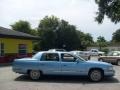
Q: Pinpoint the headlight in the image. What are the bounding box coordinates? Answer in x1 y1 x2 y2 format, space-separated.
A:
108 66 113 71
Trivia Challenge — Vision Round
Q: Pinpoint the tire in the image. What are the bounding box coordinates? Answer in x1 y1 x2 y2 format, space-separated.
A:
88 55 91 60
98 58 103 62
98 54 102 56
117 60 120 66
29 70 41 80
89 69 103 82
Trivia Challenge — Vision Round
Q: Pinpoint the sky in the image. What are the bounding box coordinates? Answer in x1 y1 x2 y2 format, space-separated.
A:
0 0 120 41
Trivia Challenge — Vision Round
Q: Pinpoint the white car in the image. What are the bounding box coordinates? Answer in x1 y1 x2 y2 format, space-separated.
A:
85 49 105 56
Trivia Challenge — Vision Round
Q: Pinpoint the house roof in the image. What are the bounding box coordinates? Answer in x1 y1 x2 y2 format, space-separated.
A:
0 26 39 40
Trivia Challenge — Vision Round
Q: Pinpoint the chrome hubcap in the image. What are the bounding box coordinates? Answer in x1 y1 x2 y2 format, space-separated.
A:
90 70 101 81
30 70 40 80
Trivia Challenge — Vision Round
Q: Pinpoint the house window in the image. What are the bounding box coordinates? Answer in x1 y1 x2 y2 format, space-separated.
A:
18 44 27 55
0 43 4 56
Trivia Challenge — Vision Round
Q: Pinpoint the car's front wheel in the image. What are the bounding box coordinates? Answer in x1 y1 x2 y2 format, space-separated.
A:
89 69 103 82
117 60 120 66
29 70 41 80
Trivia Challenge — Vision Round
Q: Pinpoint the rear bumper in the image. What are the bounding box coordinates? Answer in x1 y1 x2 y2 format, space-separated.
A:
12 67 27 74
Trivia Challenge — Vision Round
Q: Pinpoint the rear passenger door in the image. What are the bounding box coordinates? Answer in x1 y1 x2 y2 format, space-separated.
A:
39 53 61 75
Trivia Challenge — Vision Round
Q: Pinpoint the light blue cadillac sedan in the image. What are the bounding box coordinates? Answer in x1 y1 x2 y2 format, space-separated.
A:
12 51 115 82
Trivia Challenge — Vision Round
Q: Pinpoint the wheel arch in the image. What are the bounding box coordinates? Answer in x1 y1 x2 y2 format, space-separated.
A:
27 69 43 75
88 67 104 76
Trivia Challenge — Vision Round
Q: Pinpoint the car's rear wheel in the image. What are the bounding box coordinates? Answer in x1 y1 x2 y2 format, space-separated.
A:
29 70 41 80
89 69 103 82
117 60 120 66
98 54 102 56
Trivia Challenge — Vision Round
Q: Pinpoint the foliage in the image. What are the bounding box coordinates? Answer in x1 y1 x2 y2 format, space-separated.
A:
112 29 120 42
37 16 59 50
38 16 94 51
11 20 37 35
95 0 120 23
81 33 94 49
55 20 81 50
11 16 94 51
96 36 108 50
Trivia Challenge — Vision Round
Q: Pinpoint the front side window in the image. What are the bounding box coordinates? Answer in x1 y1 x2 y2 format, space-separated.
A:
41 53 59 61
61 53 76 62
18 44 27 55
0 43 4 56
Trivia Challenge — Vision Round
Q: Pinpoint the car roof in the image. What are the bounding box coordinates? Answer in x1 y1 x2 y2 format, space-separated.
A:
48 49 66 51
70 51 82 52
37 51 71 54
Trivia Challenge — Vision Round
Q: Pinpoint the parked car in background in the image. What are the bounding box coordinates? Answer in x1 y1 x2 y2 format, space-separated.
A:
98 51 120 65
85 49 105 56
70 49 104 60
70 51 90 60
12 51 115 82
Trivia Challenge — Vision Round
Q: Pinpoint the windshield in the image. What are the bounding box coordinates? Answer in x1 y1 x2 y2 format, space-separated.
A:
72 54 86 62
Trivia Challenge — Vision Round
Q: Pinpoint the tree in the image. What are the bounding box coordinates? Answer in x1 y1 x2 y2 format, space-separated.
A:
96 36 107 50
95 0 120 23
31 29 38 36
11 20 37 35
37 16 89 51
56 20 81 50
38 16 59 50
112 29 120 42
81 33 94 49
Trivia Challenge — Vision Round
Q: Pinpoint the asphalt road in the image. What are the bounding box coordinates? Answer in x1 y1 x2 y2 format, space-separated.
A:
0 58 120 90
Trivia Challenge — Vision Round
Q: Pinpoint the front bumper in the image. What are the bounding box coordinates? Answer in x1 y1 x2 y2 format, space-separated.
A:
104 70 115 77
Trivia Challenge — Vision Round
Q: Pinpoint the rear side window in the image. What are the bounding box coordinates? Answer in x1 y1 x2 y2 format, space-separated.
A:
41 53 59 61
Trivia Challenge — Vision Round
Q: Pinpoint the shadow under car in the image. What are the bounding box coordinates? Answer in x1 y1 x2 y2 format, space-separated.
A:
14 75 119 84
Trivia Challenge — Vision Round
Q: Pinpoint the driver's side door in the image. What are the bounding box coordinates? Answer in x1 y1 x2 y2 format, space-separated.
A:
60 53 85 75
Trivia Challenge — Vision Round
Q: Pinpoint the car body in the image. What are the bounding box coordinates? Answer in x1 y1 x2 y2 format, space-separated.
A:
98 51 120 65
12 51 115 82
